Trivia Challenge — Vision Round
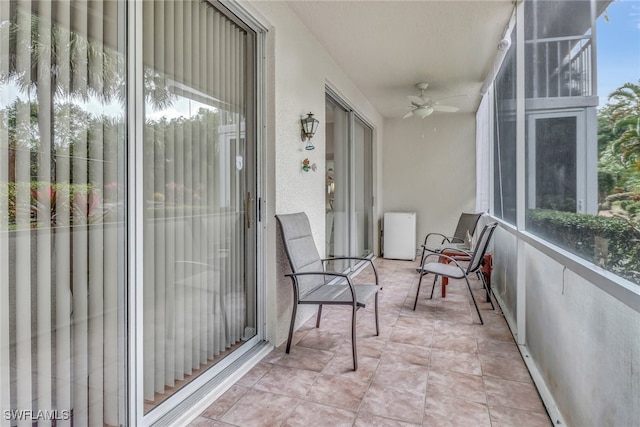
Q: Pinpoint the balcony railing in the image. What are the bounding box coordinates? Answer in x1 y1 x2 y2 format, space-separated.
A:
526 35 594 99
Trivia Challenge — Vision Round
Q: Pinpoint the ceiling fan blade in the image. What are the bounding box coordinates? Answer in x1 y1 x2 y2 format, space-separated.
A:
408 95 425 105
433 105 459 113
402 111 414 119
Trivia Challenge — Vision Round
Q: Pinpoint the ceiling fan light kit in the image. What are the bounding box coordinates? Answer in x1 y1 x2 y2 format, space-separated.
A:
413 106 434 118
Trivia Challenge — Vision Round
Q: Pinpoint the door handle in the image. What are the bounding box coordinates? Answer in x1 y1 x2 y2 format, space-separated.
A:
246 192 251 228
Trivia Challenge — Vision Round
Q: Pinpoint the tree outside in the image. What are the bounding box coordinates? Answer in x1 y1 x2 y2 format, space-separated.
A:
598 80 640 221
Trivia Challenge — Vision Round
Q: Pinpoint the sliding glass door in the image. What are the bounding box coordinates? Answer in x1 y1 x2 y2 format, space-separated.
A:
353 116 373 257
325 92 373 266
141 0 258 416
0 1 127 425
1 1 261 425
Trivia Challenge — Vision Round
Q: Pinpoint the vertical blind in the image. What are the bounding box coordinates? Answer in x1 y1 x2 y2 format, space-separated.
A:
0 1 125 426
142 0 254 410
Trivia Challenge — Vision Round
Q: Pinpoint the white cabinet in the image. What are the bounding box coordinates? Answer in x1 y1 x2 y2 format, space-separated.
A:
383 212 416 260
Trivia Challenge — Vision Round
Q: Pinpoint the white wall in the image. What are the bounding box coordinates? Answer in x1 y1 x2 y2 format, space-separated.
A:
245 1 384 347
382 114 477 254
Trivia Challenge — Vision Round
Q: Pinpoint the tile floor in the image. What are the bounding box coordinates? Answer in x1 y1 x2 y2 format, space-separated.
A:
189 257 552 427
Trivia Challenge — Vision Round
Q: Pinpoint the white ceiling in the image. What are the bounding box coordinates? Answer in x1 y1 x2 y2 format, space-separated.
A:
286 0 515 119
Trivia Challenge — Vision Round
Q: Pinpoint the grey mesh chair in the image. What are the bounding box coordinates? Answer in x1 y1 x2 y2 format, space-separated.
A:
413 222 498 325
276 212 381 371
418 212 482 270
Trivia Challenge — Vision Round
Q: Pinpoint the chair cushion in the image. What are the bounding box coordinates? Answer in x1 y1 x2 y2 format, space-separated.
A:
420 261 465 279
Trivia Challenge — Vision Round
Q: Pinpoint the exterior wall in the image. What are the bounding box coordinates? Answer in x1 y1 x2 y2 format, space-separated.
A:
382 114 476 256
492 233 640 426
491 226 518 324
525 246 640 427
245 1 384 347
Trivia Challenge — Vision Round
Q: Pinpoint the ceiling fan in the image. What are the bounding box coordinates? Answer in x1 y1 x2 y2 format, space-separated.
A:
402 82 461 119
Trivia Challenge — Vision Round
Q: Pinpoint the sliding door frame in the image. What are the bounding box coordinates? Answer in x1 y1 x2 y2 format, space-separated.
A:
325 87 375 266
128 1 267 425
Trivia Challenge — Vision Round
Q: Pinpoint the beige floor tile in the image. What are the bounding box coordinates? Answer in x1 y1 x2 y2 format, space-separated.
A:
304 373 369 410
200 385 250 419
354 412 421 427
192 257 552 427
188 416 235 426
430 347 482 376
484 376 547 413
423 394 492 427
381 341 432 367
480 352 534 383
334 335 387 359
295 328 346 352
394 314 436 331
389 324 434 348
427 369 487 404
431 331 478 353
220 389 298 427
359 382 425 424
477 336 521 359
322 352 380 382
282 401 356 427
235 362 273 388
489 405 553 426
252 365 319 397
262 346 333 372
371 360 430 392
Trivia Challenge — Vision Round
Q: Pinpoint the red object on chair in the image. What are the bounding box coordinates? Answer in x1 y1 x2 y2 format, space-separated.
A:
439 251 492 299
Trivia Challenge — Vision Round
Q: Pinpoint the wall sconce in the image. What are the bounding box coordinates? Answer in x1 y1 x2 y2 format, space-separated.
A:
300 112 319 150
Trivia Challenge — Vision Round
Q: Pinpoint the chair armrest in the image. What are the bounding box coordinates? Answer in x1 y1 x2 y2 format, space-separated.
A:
423 232 448 245
285 271 349 280
440 247 472 258
322 256 379 286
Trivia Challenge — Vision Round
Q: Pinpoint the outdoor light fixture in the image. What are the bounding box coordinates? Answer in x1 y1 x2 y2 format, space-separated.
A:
301 112 319 150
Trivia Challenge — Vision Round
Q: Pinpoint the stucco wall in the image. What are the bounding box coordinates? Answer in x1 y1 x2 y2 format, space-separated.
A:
247 1 384 347
382 114 477 255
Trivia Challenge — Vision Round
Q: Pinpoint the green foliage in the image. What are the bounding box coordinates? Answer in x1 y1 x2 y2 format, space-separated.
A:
527 209 640 283
598 80 640 194
627 201 640 215
537 195 576 212
1 181 100 229
598 171 616 203
602 80 640 165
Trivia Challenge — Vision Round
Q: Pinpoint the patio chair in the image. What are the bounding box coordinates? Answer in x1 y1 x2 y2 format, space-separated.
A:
413 221 498 325
276 212 381 371
417 212 482 272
